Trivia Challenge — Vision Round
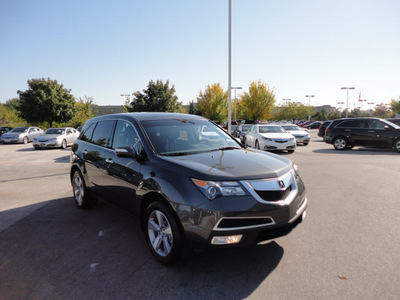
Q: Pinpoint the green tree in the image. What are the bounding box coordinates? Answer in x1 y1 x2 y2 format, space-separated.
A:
126 80 184 113
4 98 20 112
272 102 314 121
69 96 97 128
237 80 275 121
188 100 201 115
390 98 400 115
196 83 228 123
0 103 27 127
17 78 76 126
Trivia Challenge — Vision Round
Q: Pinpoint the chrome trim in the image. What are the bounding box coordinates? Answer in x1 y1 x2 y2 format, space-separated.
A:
241 170 298 205
213 216 276 231
289 196 308 223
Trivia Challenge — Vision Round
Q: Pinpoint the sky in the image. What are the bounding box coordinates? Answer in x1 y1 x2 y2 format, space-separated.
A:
1 0 399 111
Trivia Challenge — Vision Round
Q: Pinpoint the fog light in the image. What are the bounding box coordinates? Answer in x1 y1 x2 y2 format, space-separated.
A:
211 235 243 245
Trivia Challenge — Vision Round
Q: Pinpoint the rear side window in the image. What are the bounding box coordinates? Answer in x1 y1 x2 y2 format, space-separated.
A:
336 120 361 128
91 120 116 148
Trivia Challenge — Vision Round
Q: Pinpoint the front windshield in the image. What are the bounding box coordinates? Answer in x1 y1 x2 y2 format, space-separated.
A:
11 127 28 133
141 119 241 155
241 125 252 132
259 126 285 133
282 125 299 131
45 128 65 135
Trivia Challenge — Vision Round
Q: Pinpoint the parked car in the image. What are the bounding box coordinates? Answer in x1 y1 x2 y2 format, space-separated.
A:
318 120 332 137
0 126 43 144
245 124 296 153
307 121 323 129
71 113 307 265
33 127 80 149
280 124 310 145
323 117 400 151
0 126 13 137
232 124 252 143
386 118 400 126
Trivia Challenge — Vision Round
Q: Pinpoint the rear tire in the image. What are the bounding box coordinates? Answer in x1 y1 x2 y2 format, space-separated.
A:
145 201 184 265
333 137 348 150
61 139 67 149
394 139 400 153
72 170 97 209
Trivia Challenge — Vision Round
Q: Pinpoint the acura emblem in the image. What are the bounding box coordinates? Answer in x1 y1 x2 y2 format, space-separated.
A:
279 180 285 189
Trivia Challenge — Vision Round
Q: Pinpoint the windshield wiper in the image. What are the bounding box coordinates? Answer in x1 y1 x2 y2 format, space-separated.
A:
162 152 198 156
213 146 242 151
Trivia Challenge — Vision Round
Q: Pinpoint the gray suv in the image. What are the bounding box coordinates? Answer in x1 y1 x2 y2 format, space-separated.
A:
70 113 307 264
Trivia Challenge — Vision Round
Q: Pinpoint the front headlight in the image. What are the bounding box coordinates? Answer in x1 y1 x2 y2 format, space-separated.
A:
262 137 272 141
293 164 300 178
192 179 246 200
290 137 295 141
50 138 59 142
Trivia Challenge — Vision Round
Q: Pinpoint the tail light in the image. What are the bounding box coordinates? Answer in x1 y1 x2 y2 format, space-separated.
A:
325 128 330 132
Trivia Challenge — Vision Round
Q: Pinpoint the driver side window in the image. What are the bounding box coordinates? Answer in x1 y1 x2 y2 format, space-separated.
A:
112 120 141 154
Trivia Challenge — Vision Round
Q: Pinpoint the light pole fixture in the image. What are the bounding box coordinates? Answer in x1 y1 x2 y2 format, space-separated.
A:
231 86 242 120
282 98 292 104
120 94 131 106
341 87 355 118
305 95 315 106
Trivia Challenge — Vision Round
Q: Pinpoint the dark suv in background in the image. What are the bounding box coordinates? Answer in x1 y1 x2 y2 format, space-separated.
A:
323 117 400 151
70 113 307 265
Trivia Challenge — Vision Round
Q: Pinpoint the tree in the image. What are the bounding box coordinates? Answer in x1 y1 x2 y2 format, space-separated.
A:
237 80 275 121
390 98 400 115
17 78 76 126
272 102 314 121
188 100 201 115
69 96 97 128
0 103 26 127
196 83 228 123
372 103 392 118
126 80 184 113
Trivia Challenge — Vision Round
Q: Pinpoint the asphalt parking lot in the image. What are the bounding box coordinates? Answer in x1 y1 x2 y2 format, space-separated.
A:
1 130 400 299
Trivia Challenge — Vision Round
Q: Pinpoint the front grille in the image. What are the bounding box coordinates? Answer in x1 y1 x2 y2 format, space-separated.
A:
255 185 292 202
273 139 289 143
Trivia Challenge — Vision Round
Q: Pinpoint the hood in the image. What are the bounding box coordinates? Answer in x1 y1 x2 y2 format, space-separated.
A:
160 148 292 180
285 130 309 135
36 134 63 139
260 132 294 139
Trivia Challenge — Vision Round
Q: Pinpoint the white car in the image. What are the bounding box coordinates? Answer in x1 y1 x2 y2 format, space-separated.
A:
245 124 296 153
33 127 80 149
280 124 310 145
0 126 44 144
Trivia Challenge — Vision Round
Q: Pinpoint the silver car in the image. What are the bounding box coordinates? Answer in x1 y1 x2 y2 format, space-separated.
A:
0 126 44 144
33 127 80 149
281 124 310 146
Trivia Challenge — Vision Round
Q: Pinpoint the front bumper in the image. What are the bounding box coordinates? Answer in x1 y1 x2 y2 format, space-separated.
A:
293 136 310 144
180 170 307 247
260 139 296 151
33 140 62 148
1 137 23 143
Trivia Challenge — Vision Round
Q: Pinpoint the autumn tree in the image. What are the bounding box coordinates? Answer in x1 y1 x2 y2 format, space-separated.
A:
237 80 275 121
126 80 184 113
196 83 228 123
372 103 392 118
17 78 76 126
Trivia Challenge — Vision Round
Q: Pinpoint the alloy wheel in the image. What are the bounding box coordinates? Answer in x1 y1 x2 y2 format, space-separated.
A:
147 210 173 257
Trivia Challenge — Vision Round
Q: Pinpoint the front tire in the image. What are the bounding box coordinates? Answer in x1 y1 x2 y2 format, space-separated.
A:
72 170 97 209
333 137 348 150
23 136 28 144
145 201 184 265
255 140 260 150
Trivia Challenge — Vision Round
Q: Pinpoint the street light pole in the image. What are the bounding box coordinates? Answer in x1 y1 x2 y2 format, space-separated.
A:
120 94 130 106
305 95 315 106
231 86 242 120
341 87 355 118
227 0 232 134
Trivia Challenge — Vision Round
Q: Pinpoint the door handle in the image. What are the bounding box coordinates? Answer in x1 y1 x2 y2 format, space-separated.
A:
368 130 375 133
105 158 113 164
344 129 351 132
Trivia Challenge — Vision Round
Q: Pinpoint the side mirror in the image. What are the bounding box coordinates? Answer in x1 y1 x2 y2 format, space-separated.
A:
384 125 390 130
115 146 138 158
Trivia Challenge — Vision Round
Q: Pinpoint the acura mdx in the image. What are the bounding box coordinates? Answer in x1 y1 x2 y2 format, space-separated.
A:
70 113 307 264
